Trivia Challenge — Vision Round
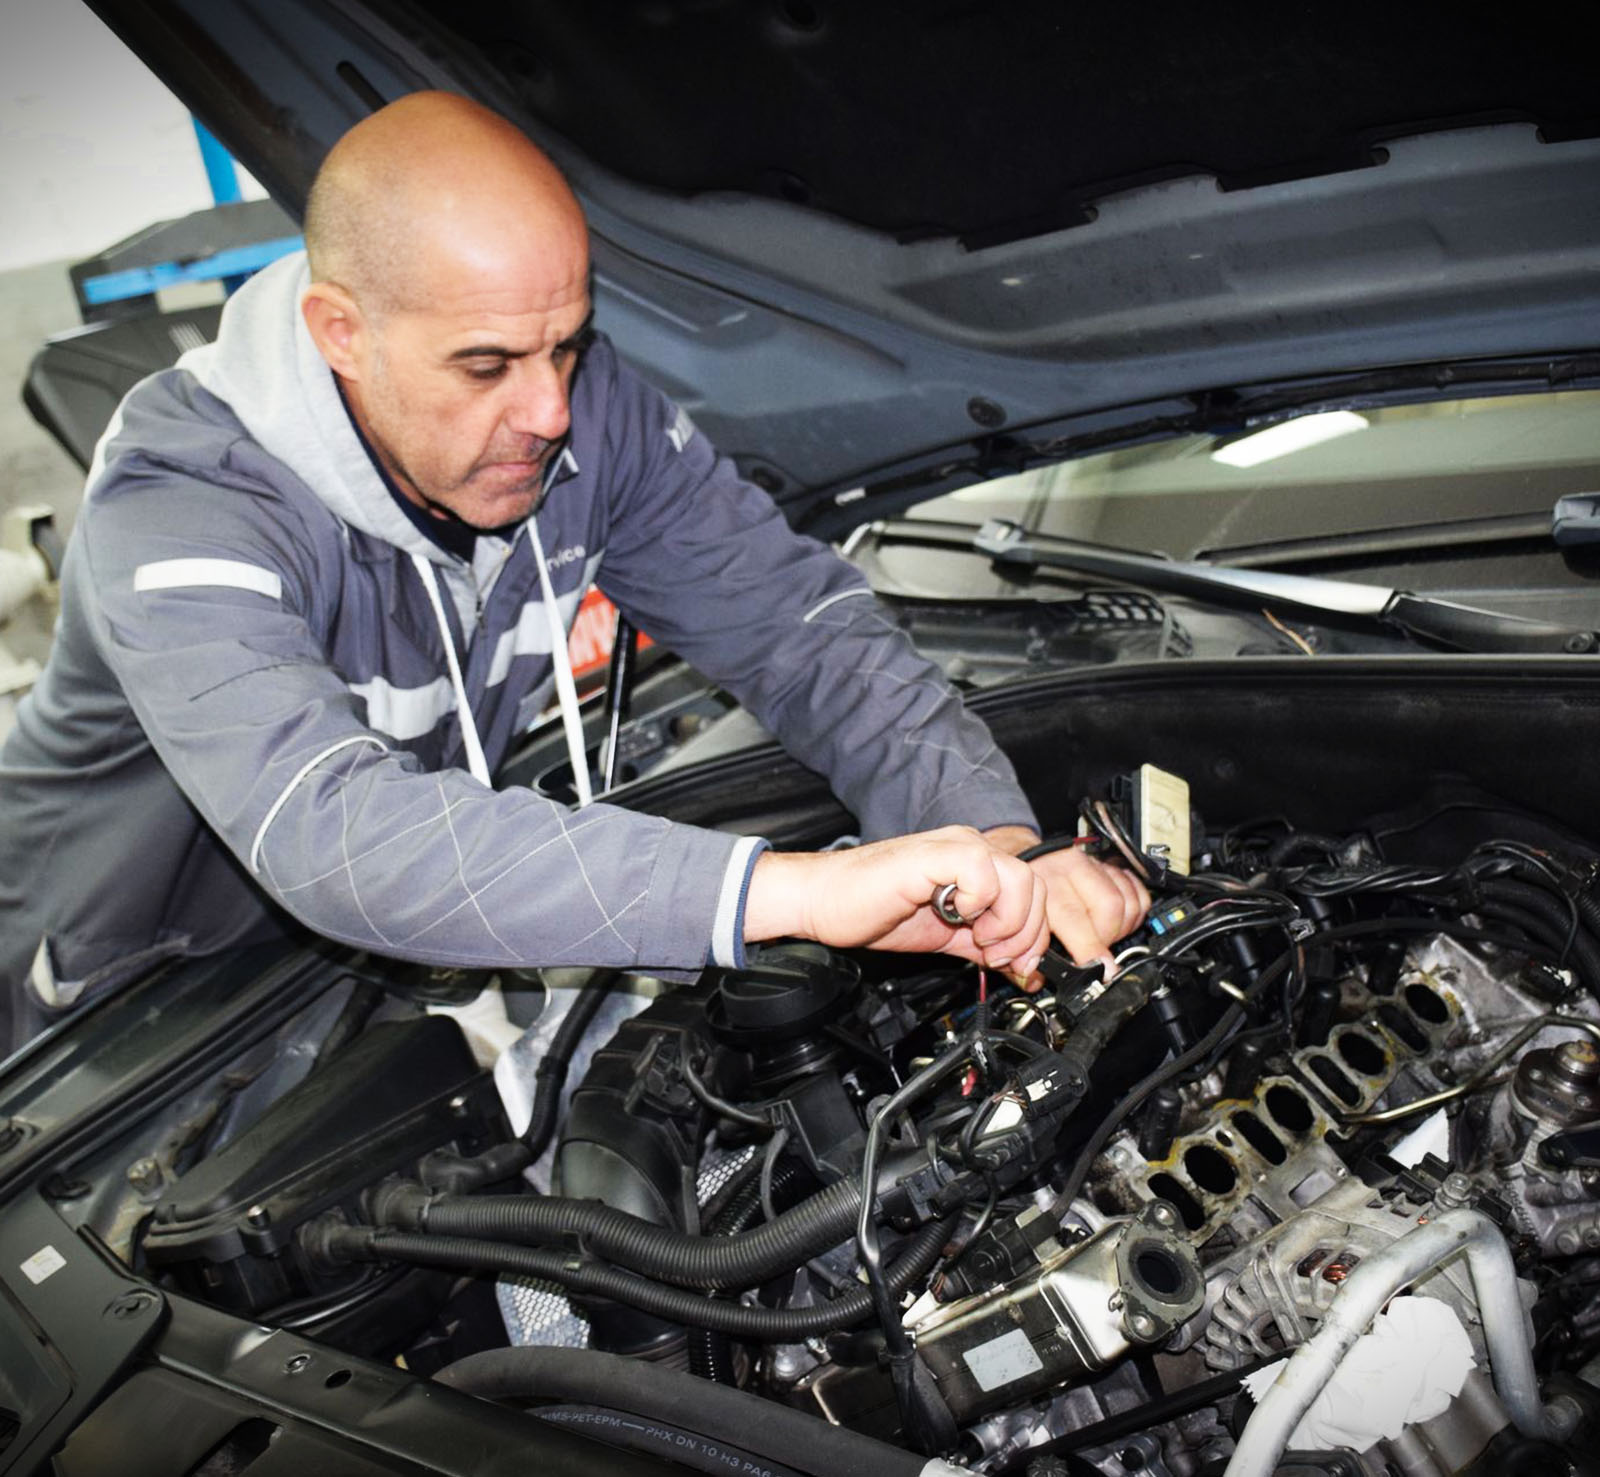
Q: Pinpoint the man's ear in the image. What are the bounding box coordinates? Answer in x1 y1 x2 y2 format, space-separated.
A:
301 282 366 380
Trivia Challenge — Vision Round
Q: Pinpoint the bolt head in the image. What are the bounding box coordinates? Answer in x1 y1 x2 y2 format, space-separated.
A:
1128 1311 1159 1340
285 1353 312 1375
126 1157 162 1192
967 396 1007 429
245 1204 270 1229
106 1291 157 1321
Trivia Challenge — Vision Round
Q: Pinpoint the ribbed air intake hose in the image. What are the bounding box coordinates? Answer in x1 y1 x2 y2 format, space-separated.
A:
324 1214 955 1340
689 1160 811 1384
378 1176 865 1291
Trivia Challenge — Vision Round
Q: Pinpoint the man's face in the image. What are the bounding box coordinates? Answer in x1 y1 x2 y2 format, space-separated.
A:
347 264 593 531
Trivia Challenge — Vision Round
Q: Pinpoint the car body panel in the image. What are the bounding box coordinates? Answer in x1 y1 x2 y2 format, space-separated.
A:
83 1 1600 512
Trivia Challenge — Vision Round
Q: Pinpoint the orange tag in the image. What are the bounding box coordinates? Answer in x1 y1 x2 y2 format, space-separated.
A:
568 588 652 686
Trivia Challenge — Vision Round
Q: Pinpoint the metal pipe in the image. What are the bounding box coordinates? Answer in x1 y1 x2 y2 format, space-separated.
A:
1225 1209 1568 1477
599 612 638 793
1347 1013 1600 1126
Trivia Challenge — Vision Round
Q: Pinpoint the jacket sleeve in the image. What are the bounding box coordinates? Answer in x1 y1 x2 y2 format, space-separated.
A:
590 353 1039 842
78 438 763 973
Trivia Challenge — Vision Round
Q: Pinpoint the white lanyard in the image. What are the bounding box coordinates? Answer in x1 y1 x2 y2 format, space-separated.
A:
410 510 593 806
526 515 593 807
410 550 492 786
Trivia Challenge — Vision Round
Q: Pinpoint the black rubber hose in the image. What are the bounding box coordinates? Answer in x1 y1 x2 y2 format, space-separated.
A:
687 1313 739 1387
403 1177 865 1291
330 1215 955 1339
1475 896 1565 955
1051 963 1155 1086
393 970 625 1195
435 1345 934 1477
709 1162 798 1238
523 969 623 1159
1480 879 1600 991
1481 878 1575 943
697 1152 763 1229
1576 884 1600 940
312 981 383 1068
1476 894 1600 999
1267 832 1346 867
689 1162 811 1384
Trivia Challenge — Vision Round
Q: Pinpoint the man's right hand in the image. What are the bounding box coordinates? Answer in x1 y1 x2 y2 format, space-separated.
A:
742 825 1051 980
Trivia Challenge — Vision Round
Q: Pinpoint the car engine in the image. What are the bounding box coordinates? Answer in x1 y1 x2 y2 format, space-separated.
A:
94 770 1600 1477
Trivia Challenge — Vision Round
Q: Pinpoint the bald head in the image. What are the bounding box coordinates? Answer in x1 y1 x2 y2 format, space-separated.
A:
299 93 595 531
303 91 588 314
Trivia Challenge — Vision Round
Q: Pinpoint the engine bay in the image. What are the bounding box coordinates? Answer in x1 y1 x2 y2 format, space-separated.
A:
40 735 1600 1477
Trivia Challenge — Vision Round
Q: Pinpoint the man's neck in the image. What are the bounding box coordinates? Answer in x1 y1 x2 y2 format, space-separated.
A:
334 374 478 561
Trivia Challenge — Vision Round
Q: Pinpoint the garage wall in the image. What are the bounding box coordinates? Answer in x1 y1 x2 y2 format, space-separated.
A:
0 0 266 275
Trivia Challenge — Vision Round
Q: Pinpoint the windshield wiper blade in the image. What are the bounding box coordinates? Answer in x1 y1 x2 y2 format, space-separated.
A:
1197 511 1554 568
967 520 1598 655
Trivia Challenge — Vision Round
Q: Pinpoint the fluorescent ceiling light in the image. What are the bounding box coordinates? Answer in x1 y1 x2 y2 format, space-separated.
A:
1211 410 1369 468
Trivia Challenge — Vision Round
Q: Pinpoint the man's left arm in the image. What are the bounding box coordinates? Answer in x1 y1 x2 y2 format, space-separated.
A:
589 349 1026 836
587 346 1146 960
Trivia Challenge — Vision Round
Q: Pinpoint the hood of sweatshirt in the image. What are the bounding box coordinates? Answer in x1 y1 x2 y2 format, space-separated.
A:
179 250 455 570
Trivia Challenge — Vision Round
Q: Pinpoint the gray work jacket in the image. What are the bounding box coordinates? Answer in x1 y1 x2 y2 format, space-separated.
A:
0 253 1036 1040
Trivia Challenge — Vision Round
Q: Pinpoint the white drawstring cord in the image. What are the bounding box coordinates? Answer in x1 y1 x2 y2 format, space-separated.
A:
410 550 491 787
526 516 593 807
409 505 592 806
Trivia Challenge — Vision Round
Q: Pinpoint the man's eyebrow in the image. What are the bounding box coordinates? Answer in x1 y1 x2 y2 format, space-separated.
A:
447 345 526 363
446 312 594 363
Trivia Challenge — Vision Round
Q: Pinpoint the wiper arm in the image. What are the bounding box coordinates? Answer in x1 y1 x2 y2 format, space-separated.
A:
967 520 1598 655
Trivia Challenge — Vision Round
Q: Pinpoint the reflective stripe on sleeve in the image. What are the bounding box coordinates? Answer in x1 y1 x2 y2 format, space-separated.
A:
133 558 283 600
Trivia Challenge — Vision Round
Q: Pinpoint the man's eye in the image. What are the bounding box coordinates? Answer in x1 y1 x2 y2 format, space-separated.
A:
466 362 508 382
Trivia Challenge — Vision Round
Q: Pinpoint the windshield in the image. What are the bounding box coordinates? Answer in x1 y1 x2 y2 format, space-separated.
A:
863 387 1600 606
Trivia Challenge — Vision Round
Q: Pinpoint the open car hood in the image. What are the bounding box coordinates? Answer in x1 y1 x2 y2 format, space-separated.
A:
85 0 1600 524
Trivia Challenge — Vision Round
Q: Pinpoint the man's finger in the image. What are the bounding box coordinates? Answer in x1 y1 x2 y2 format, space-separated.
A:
972 858 1048 974
1103 864 1149 937
1049 896 1114 968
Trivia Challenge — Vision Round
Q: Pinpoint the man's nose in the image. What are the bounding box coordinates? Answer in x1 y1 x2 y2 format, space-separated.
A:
505 361 572 442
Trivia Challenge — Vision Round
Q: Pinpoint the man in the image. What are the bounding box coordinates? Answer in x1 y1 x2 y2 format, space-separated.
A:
0 93 1145 1047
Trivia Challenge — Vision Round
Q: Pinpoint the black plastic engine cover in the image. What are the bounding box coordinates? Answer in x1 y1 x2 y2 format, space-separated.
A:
143 1016 503 1316
555 986 713 1225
